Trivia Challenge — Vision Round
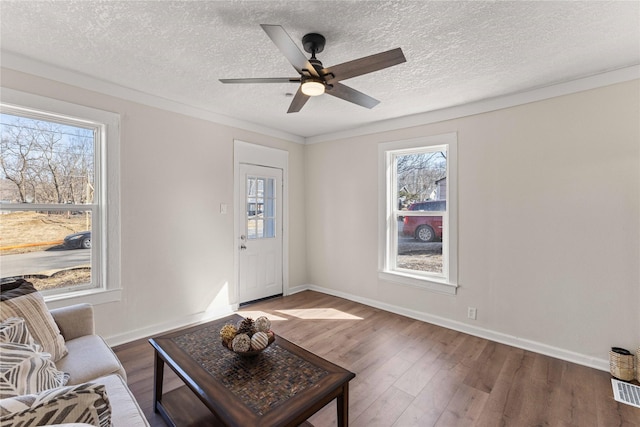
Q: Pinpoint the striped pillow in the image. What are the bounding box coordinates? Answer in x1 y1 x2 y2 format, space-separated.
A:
0 341 69 398
0 382 111 427
0 280 68 361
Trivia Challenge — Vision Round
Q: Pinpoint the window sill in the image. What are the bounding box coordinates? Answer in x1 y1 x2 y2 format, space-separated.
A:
378 270 458 295
44 288 122 309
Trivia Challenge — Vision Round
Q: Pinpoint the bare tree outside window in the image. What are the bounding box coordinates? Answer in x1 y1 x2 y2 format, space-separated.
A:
1 113 96 292
396 151 446 208
1 115 94 204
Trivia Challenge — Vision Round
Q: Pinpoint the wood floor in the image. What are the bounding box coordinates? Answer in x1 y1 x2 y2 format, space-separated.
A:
113 291 639 426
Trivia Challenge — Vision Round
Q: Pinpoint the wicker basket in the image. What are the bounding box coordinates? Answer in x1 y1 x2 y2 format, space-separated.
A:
610 348 635 381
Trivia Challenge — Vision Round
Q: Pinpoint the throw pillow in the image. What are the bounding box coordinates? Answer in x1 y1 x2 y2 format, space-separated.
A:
0 317 35 347
0 279 68 361
0 341 69 399
0 382 111 427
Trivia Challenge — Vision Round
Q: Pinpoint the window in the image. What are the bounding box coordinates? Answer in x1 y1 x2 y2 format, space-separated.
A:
379 133 458 294
0 89 120 304
246 175 276 239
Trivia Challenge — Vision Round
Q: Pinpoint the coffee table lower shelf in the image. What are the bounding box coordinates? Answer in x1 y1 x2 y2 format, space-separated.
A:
157 386 315 427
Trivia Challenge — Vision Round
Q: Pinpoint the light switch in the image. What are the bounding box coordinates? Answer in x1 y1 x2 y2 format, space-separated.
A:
220 203 227 214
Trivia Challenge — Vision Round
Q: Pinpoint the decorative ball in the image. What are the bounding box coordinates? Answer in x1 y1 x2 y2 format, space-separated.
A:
232 333 251 352
236 318 256 336
250 331 269 351
255 316 271 333
220 324 237 344
266 331 274 340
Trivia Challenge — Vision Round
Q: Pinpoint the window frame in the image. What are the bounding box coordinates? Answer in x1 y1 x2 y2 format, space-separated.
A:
1 88 121 306
378 133 458 295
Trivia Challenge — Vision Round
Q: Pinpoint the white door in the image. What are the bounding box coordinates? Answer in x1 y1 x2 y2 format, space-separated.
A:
238 164 283 303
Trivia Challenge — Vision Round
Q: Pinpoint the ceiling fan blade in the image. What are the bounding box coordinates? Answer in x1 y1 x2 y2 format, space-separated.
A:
260 24 320 78
325 82 380 109
287 86 311 113
219 77 299 84
323 48 406 83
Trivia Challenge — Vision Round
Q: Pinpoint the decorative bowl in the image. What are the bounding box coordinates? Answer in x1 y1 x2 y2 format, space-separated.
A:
220 316 275 357
222 333 275 357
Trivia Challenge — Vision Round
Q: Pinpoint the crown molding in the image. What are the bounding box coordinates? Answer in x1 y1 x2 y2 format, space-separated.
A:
305 65 640 144
0 51 306 145
2 51 637 146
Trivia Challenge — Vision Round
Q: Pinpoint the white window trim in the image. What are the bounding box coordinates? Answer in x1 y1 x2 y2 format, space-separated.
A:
1 88 121 307
378 132 458 295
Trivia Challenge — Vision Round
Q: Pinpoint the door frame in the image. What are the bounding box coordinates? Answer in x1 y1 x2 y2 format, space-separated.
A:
233 140 289 306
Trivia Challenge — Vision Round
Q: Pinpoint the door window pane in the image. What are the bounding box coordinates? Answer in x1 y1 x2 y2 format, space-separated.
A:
246 176 276 239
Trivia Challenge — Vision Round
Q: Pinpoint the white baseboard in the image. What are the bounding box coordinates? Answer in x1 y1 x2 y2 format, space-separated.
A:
286 284 311 295
302 284 610 372
104 284 609 372
104 304 236 347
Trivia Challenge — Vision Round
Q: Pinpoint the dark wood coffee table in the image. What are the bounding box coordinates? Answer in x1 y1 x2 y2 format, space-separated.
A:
149 314 355 427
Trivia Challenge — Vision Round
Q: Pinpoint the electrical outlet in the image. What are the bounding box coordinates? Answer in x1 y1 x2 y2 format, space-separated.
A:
467 307 477 320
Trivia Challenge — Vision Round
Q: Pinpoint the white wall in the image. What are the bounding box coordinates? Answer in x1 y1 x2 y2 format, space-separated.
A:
3 66 638 369
305 80 640 368
1 68 307 344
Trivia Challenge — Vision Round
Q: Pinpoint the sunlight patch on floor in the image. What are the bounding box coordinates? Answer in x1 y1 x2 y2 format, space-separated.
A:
236 310 288 321
276 308 363 320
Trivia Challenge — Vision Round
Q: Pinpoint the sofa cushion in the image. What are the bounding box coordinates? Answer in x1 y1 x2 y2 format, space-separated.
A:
0 382 111 427
56 335 127 385
93 374 150 427
0 279 68 361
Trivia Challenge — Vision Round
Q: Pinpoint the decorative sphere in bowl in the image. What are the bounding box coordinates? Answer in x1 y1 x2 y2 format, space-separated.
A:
220 317 275 356
222 332 275 356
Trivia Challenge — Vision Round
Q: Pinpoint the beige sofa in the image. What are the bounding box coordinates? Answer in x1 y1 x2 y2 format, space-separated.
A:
49 303 149 427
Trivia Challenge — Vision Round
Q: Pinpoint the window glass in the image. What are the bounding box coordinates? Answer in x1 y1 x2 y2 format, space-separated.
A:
246 176 276 239
0 112 98 293
395 149 447 276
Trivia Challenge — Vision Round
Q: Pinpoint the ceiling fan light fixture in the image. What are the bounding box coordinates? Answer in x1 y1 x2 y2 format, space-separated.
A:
301 78 325 96
221 25 406 112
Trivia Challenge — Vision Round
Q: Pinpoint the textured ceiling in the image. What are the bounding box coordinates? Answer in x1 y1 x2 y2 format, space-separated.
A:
1 1 639 139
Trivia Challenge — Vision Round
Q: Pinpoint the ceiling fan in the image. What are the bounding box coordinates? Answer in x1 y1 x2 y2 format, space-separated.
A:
219 24 406 113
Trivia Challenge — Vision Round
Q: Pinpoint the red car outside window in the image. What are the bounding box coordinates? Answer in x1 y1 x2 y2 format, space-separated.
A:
402 201 445 242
